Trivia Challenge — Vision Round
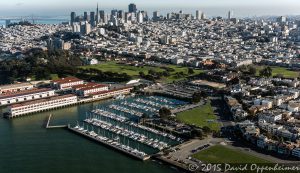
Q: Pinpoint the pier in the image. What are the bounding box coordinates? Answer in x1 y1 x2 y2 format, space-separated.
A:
68 125 151 161
84 118 169 150
45 114 67 129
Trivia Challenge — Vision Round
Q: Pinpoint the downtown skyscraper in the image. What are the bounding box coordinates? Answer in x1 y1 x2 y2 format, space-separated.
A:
128 3 137 13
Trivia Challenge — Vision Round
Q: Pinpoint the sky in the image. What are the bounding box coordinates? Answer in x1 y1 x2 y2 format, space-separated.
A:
0 0 300 17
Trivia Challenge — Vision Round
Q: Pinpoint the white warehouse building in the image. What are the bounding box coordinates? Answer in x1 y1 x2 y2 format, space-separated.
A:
0 88 55 106
8 94 78 118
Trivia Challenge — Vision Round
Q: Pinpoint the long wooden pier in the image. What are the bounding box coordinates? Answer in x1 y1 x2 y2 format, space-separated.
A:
45 114 67 129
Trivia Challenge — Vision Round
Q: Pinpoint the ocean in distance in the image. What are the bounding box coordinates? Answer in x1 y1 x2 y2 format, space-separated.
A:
0 19 68 26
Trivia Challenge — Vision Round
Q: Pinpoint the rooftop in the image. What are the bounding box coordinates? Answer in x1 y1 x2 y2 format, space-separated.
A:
88 86 133 96
52 77 83 84
10 94 77 108
0 88 53 99
0 82 33 90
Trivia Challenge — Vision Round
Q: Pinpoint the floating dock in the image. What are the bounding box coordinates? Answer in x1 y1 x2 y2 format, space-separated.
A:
67 125 151 161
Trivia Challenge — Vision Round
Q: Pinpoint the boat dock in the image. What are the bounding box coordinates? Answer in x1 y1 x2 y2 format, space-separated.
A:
84 118 169 150
67 125 151 161
45 114 67 129
91 109 179 141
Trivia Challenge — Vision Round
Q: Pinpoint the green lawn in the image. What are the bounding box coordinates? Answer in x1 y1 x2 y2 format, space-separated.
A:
255 66 299 78
192 145 271 163
176 101 220 131
28 73 59 81
79 62 204 83
80 61 164 76
50 74 59 80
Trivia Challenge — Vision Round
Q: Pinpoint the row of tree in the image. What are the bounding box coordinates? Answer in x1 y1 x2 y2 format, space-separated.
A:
0 49 83 84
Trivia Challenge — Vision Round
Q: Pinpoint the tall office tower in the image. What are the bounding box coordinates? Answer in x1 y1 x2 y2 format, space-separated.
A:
124 12 129 23
201 13 206 20
96 3 99 24
228 10 233 20
167 13 171 20
99 10 105 23
85 22 91 34
118 10 125 20
153 11 159 21
72 22 81 33
103 14 108 24
90 11 95 27
137 11 144 23
196 10 202 20
84 12 88 21
5 20 11 28
141 11 148 21
277 16 287 23
111 9 118 21
128 3 137 13
130 13 136 22
80 22 91 35
71 12 76 25
75 16 82 22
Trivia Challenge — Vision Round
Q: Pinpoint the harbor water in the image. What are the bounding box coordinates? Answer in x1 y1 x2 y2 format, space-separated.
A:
0 19 67 26
0 97 183 173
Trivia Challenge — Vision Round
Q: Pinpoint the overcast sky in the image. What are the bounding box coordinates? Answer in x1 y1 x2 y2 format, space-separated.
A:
0 0 299 17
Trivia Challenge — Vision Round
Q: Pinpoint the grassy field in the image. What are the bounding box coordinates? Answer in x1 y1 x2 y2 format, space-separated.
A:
192 145 271 163
79 62 204 83
176 101 220 131
255 66 299 78
29 74 59 81
80 61 164 76
50 74 59 80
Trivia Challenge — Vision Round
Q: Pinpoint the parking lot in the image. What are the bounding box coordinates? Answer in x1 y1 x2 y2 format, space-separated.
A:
158 137 224 170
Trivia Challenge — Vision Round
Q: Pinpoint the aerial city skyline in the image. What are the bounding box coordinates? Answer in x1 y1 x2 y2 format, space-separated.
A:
0 0 300 17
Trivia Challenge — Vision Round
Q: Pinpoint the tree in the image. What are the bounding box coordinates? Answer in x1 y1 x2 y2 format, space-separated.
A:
248 66 257 76
266 132 273 139
159 107 172 119
162 71 170 77
139 71 145 77
148 69 156 75
259 67 272 77
192 92 202 103
191 128 203 139
202 126 211 134
188 68 194 74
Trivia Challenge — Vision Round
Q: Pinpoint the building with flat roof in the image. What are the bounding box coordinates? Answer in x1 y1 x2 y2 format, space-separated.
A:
0 83 34 94
72 82 108 97
128 3 137 13
91 87 133 100
8 94 78 118
51 77 84 90
0 88 55 106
